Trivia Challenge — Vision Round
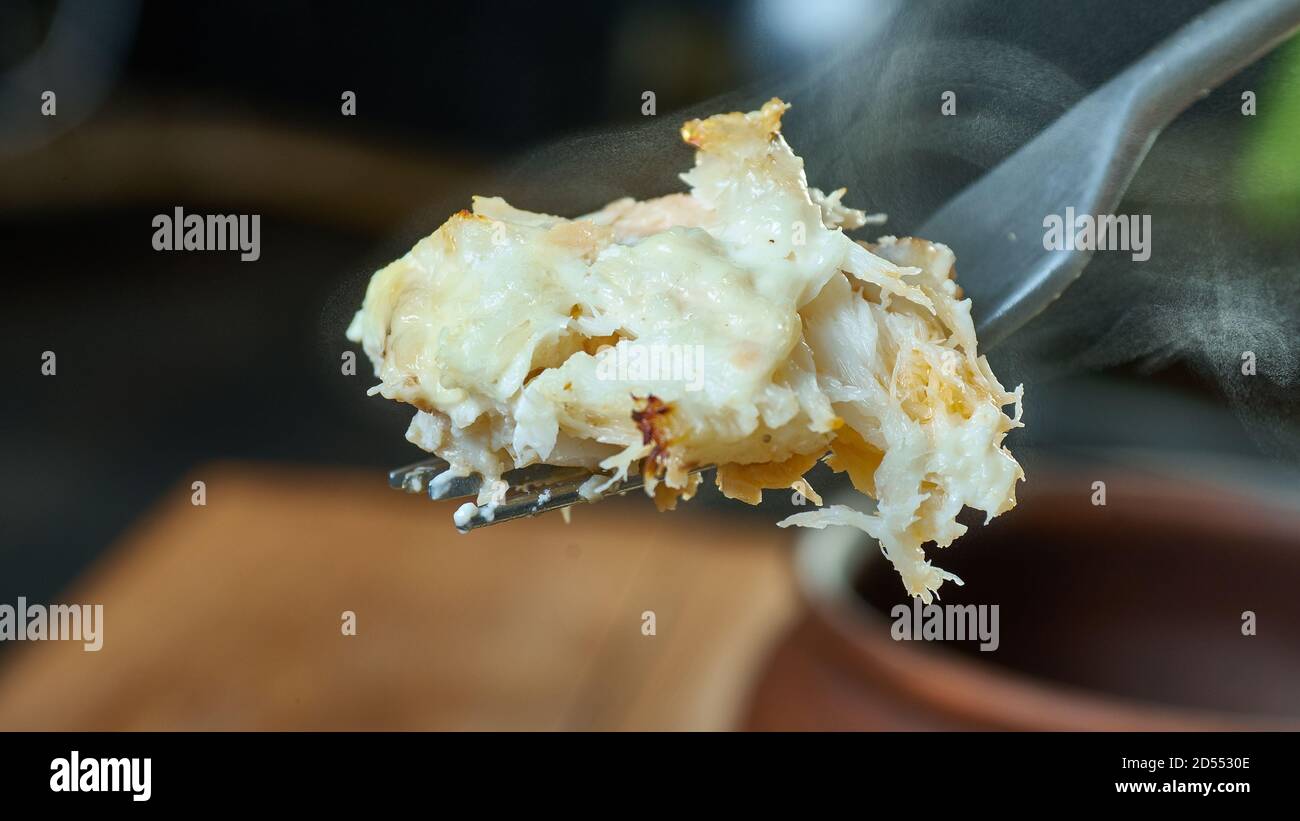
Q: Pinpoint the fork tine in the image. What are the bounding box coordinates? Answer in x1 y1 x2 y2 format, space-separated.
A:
455 483 584 532
455 465 708 532
454 465 604 532
389 458 483 500
429 462 601 503
388 457 450 491
391 458 595 504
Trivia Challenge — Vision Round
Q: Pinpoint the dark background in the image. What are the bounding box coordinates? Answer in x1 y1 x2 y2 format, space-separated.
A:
2 0 1298 619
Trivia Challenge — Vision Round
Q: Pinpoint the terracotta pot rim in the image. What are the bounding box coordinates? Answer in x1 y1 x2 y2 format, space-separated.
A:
792 449 1300 730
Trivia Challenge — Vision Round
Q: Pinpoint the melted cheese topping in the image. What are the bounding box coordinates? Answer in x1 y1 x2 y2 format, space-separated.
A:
348 99 1024 601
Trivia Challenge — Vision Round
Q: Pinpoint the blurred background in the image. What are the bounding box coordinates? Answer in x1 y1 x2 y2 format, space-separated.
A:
1 0 1299 729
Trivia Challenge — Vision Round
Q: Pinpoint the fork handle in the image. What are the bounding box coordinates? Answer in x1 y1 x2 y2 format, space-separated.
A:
1121 0 1300 135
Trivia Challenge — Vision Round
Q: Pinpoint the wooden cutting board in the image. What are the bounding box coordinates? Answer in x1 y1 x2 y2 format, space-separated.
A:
0 462 797 730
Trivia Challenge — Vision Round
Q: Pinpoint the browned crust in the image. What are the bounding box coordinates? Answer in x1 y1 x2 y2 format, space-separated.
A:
631 394 673 477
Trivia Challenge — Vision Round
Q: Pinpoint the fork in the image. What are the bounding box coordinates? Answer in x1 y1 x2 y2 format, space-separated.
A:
391 0 1300 531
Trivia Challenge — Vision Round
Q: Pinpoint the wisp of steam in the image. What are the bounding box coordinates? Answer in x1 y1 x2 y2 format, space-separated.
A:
344 0 1300 464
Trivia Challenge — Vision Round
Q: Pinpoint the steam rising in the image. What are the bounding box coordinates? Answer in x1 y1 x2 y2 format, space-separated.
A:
357 0 1299 462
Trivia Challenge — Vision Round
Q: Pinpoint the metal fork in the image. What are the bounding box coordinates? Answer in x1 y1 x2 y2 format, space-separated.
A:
391 0 1300 531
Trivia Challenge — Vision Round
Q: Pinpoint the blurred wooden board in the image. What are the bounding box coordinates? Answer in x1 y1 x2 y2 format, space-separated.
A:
0 462 797 730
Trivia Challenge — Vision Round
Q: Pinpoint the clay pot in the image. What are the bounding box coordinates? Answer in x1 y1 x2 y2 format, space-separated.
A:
743 458 1300 730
